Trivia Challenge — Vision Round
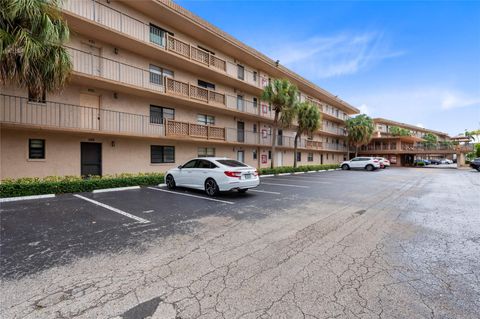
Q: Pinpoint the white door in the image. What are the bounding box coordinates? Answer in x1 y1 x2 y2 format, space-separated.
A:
79 93 100 129
80 43 102 76
276 152 283 167
237 150 245 163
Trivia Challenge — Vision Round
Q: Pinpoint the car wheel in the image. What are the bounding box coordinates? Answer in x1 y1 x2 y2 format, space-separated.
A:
205 178 219 196
365 164 374 171
238 189 248 193
166 174 176 189
341 164 350 170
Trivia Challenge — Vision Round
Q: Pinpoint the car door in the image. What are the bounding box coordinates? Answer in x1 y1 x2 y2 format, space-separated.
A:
191 159 214 189
177 159 198 186
350 157 361 168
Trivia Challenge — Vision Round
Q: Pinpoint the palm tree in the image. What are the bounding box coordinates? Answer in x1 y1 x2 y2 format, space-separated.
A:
0 0 72 99
345 114 375 157
261 78 299 168
293 102 321 168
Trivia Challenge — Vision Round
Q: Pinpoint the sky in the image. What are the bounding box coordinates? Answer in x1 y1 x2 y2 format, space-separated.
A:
176 0 480 136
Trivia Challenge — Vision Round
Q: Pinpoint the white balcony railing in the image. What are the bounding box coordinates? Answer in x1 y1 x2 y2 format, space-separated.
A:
63 0 264 86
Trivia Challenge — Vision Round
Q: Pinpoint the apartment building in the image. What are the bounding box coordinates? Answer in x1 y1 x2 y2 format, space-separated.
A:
357 118 459 165
0 0 359 179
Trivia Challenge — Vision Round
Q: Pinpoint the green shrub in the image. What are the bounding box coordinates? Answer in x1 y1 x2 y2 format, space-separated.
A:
259 164 339 175
416 162 425 167
0 173 164 198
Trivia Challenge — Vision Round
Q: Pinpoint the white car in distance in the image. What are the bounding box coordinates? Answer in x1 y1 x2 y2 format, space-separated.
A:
341 157 381 171
165 157 259 196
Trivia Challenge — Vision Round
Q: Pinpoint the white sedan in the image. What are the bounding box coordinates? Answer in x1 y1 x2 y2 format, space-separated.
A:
165 157 259 196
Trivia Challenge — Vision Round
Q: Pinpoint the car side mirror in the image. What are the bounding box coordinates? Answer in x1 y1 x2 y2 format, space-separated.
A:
178 165 183 169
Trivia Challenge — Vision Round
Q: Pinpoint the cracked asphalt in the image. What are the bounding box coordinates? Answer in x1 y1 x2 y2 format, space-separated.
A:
1 168 479 319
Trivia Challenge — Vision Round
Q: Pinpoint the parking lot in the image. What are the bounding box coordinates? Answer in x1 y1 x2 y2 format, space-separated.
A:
1 168 479 319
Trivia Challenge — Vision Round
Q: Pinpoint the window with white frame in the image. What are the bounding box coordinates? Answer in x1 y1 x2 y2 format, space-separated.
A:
197 114 215 125
198 147 215 157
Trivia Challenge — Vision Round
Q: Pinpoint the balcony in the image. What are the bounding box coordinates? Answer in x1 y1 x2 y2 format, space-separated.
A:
306 140 323 150
165 119 225 140
62 0 265 88
321 125 347 136
67 47 275 120
0 94 164 137
324 143 348 152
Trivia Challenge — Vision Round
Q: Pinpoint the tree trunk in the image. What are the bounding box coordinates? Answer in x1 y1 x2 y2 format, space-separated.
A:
293 132 300 168
355 146 358 157
270 111 279 169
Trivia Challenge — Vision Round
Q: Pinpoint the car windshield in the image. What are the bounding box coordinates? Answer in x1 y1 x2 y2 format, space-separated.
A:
217 160 248 167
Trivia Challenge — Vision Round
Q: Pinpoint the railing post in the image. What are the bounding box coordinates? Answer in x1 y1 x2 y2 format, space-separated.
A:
118 112 121 132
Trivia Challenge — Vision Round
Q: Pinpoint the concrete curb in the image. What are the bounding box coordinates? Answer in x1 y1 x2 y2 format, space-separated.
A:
293 172 305 175
278 173 291 176
259 175 274 178
0 194 55 203
157 183 167 187
92 186 140 193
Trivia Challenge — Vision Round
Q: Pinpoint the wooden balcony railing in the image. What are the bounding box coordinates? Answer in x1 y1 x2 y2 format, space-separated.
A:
306 140 323 149
165 78 226 105
165 120 225 140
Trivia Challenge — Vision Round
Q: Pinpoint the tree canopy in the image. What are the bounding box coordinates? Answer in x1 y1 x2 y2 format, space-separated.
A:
389 126 412 137
0 0 72 98
345 114 375 157
261 78 299 168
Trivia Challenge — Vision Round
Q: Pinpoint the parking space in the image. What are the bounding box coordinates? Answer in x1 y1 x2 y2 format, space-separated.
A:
1 169 387 278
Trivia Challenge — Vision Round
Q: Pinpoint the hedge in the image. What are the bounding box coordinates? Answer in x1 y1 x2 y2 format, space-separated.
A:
259 164 339 175
0 173 164 198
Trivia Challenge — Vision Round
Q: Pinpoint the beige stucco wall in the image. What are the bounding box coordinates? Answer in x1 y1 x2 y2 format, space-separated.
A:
1 127 344 179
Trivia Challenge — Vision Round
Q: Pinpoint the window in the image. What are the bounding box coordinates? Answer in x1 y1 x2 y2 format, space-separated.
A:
296 152 302 162
268 150 272 160
198 147 215 157
217 159 247 167
197 159 216 169
197 114 215 125
198 45 215 55
182 160 197 168
150 105 174 124
308 153 314 162
253 149 257 160
253 124 257 133
149 64 173 85
29 139 45 159
237 64 245 80
237 95 244 110
151 145 175 163
28 89 46 103
253 97 258 108
198 80 215 90
253 71 257 81
149 24 166 46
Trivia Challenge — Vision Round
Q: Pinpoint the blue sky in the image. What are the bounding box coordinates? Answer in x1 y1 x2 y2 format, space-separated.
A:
176 0 480 136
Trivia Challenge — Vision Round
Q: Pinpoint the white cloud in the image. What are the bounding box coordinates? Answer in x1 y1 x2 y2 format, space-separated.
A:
358 103 370 115
346 87 480 135
262 31 404 79
416 123 425 128
441 92 480 110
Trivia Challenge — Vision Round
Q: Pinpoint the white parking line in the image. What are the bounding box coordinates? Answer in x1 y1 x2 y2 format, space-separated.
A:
260 182 309 188
249 189 281 195
262 177 331 184
74 195 150 224
148 187 234 205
